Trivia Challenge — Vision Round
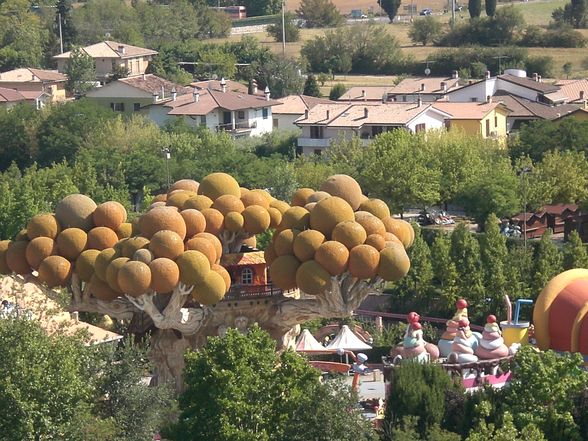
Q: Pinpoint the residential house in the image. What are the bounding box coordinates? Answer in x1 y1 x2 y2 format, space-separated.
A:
271 94 333 131
445 69 562 104
54 41 158 82
0 87 26 108
511 211 548 239
85 74 189 114
338 86 392 102
492 91 579 131
542 204 578 234
552 79 588 104
147 85 279 137
433 101 509 142
191 79 252 95
0 68 67 102
385 74 461 103
553 107 588 122
295 102 451 155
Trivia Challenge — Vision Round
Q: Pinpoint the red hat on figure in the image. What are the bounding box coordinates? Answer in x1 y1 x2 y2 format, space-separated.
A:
487 314 497 324
407 312 420 323
458 318 469 329
456 299 468 309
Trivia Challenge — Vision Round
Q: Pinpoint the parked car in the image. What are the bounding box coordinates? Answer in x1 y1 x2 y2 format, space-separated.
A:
419 8 432 15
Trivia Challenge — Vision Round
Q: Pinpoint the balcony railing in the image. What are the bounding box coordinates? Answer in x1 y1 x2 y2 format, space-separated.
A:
216 121 256 133
223 283 290 300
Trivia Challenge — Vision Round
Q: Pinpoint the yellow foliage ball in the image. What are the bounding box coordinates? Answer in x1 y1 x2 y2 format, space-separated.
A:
270 254 301 291
349 244 380 279
201 208 225 235
26 237 56 270
166 191 197 209
332 221 367 250
93 201 127 230
106 257 130 292
354 211 386 237
293 230 325 262
212 264 231 293
149 258 180 294
90 275 120 301
6 240 31 275
75 249 100 282
192 271 227 305
291 188 314 207
280 206 310 231
87 227 119 251
307 191 331 203
194 232 222 263
94 248 118 281
176 250 210 286
320 175 363 211
358 198 390 220
139 207 187 240
121 236 150 258
149 230 184 260
264 244 277 266
365 234 386 251
55 194 97 231
56 228 88 260
378 243 410 282
224 212 244 232
184 195 213 211
133 248 154 264
315 241 349 276
242 205 271 234
212 194 245 215
118 261 152 297
0 240 12 274
296 260 331 296
185 236 217 266
270 200 290 215
181 209 207 237
241 191 270 210
38 256 72 288
170 179 199 194
27 213 60 240
274 229 299 256
115 222 133 239
382 217 414 248
309 197 355 237
198 172 241 200
267 207 282 229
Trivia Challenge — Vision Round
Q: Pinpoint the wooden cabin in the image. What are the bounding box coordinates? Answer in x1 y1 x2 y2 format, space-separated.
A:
542 204 578 234
511 211 548 239
220 251 283 300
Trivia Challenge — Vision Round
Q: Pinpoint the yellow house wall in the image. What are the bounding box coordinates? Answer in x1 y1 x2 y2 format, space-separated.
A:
449 108 508 145
565 110 588 121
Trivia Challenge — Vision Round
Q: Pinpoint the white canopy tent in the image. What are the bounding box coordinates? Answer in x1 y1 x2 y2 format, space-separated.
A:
295 328 325 352
326 325 372 351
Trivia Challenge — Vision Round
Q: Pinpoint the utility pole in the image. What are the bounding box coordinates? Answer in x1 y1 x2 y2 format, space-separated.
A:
58 12 63 53
451 0 455 28
281 0 286 55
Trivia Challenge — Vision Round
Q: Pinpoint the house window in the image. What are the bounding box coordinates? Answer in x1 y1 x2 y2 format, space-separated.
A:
372 126 383 136
314 149 322 156
200 115 207 125
133 103 141 111
470 97 478 102
415 123 426 132
402 96 407 102
262 108 269 119
310 126 324 139
495 116 498 128
273 118 279 129
486 119 491 137
238 110 245 119
241 268 253 285
110 102 125 111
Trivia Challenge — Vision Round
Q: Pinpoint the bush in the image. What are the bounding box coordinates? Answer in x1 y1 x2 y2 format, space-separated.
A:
329 83 347 100
297 0 344 28
519 25 586 47
267 12 300 43
409 16 443 46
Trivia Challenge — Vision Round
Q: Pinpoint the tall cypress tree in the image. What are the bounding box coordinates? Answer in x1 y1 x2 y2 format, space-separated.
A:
563 230 588 270
430 233 459 311
485 0 497 17
450 223 485 314
480 214 508 315
469 0 482 18
532 230 563 297
303 74 321 97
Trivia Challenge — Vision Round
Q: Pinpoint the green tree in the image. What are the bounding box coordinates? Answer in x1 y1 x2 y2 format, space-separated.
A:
485 0 497 16
563 230 588 269
250 56 304 98
380 0 402 22
450 223 485 312
56 0 76 51
563 61 573 78
480 213 509 314
164 325 377 440
385 361 462 438
329 83 347 100
36 100 117 166
531 230 563 296
0 317 96 439
570 0 587 28
409 16 443 45
193 48 236 79
65 47 96 97
491 6 526 46
505 244 534 301
363 130 441 216
431 233 459 308
267 12 300 43
297 0 344 28
469 0 482 18
303 73 321 97
0 104 43 170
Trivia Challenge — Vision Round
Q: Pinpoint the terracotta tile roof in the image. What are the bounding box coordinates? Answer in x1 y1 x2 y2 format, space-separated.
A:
554 79 588 103
163 88 279 116
191 79 251 94
54 40 157 60
433 101 507 119
221 251 266 266
119 74 189 97
272 94 333 115
0 87 26 103
541 203 578 215
388 76 460 95
0 68 66 83
338 86 391 101
498 74 559 94
19 90 47 100
296 102 442 127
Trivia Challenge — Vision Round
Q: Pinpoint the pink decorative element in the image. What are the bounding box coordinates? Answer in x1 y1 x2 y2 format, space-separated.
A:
456 299 468 309
458 318 469 328
412 322 422 330
487 315 497 324
407 312 420 323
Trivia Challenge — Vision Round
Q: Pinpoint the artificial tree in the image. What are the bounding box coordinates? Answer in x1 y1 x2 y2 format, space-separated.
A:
0 173 413 391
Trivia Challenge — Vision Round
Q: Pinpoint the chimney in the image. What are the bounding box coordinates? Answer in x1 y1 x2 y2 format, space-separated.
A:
160 85 165 100
417 95 422 107
468 80 473 85
364 107 368 118
421 83 426 91
70 311 79 322
31 74 37 81
361 89 366 100
538 75 542 83
264 86 270 101
142 73 146 81
304 109 309 119
152 91 159 103
171 87 177 101
193 90 200 102
326 109 330 120
441 81 447 93
118 45 125 55
250 79 258 95
486 95 492 103
220 77 227 93
581 91 585 100
452 70 459 80
485 70 491 79
532 73 538 82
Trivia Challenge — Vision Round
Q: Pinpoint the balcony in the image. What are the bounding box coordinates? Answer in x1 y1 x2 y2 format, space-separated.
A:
297 137 331 148
223 283 289 300
216 121 256 135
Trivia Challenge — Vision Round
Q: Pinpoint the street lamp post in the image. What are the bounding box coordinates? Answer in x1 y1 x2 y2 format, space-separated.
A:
519 166 532 251
281 0 286 55
163 147 171 190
